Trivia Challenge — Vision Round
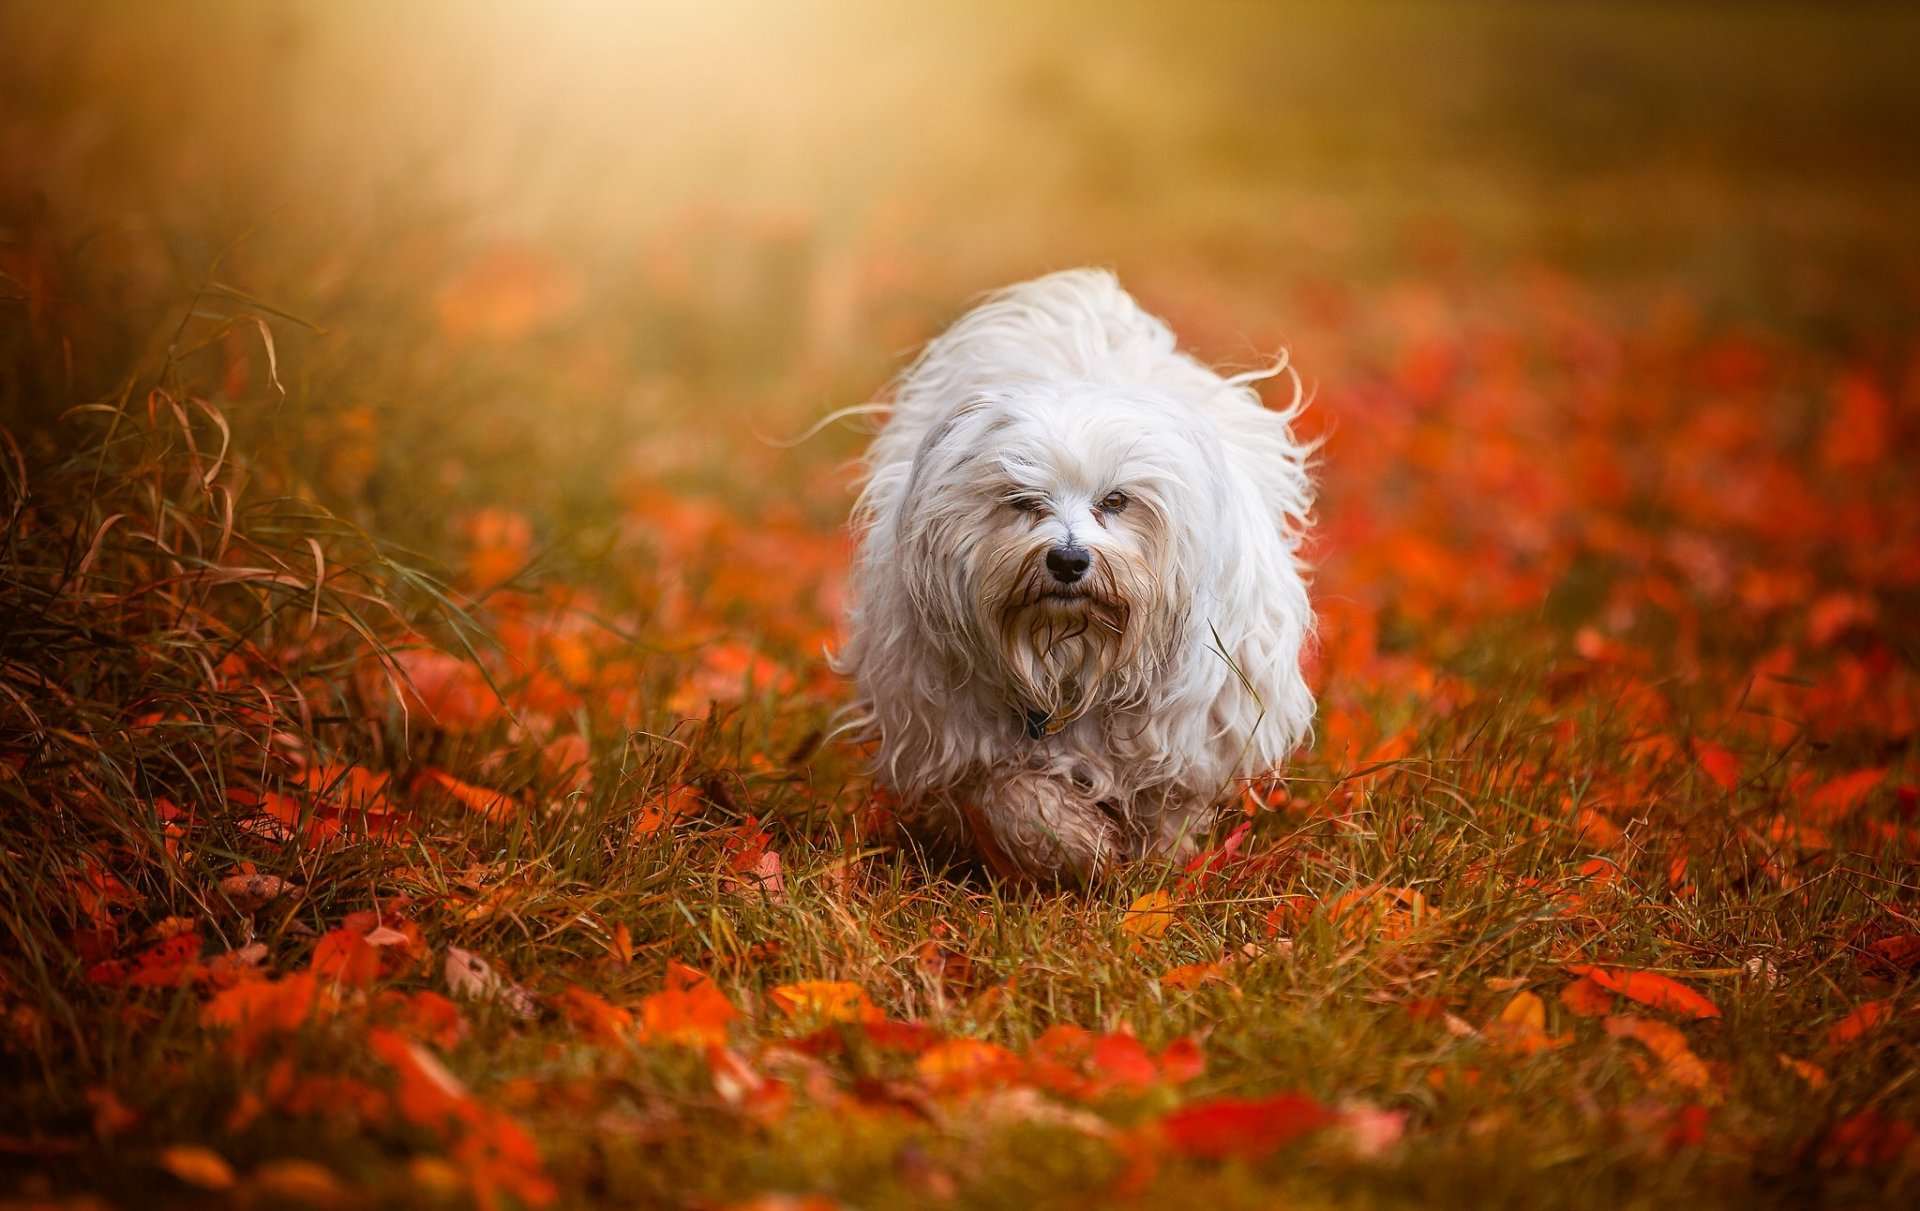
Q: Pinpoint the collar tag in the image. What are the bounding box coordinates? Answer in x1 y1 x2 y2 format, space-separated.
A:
1021 708 1063 740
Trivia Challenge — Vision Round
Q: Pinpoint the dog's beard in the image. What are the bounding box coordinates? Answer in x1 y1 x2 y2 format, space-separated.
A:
977 543 1154 728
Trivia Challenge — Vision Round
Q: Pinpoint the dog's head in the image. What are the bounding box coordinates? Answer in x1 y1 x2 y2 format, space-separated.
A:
894 382 1222 728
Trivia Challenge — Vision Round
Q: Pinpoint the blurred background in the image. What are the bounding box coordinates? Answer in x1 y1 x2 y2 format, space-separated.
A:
3 0 1917 661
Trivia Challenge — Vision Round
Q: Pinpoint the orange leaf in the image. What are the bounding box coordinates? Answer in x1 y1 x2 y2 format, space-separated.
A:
201 973 332 1056
1818 1109 1917 1169
634 785 700 837
767 981 881 1025
434 244 581 343
377 989 468 1051
1564 965 1721 1019
559 986 634 1043
312 928 382 988
915 1038 1021 1094
1160 961 1226 991
157 1144 235 1190
1559 975 1616 1018
1159 1092 1335 1160
1605 1016 1712 1090
420 768 518 824
369 1027 469 1131
389 648 502 732
1779 1054 1828 1087
1826 1000 1893 1049
636 962 738 1048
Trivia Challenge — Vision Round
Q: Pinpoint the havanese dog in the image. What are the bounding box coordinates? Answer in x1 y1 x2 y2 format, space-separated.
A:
837 269 1314 885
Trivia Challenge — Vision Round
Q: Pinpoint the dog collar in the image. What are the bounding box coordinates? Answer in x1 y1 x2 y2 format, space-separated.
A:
1021 708 1065 740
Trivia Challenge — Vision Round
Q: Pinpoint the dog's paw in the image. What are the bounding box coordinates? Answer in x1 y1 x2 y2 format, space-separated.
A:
965 770 1124 886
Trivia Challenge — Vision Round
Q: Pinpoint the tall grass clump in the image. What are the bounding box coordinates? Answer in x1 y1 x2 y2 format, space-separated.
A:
0 309 479 1080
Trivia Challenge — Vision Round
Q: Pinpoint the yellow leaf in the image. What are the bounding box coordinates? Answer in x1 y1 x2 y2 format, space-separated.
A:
1122 890 1177 940
1498 991 1546 1032
1485 991 1570 1055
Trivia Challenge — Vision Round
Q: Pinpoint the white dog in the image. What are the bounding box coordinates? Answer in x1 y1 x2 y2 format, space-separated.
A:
837 269 1314 884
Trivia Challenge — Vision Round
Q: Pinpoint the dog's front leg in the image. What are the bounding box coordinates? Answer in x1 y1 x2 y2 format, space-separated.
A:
962 765 1124 886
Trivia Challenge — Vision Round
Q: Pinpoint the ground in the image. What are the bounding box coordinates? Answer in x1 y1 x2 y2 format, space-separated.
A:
2 3 1918 1209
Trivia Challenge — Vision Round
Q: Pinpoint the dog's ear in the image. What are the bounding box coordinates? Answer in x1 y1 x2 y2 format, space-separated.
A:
900 394 1005 517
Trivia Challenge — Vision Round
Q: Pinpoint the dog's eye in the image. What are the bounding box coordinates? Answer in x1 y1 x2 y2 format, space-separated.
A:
1099 490 1130 513
1007 496 1043 514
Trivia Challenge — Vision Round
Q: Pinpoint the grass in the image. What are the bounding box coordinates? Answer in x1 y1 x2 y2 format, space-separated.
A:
3 2 1919 1208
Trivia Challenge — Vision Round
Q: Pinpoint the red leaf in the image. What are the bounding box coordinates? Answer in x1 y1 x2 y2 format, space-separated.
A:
1157 1036 1206 1085
1180 821 1252 889
1693 743 1741 792
1088 1034 1160 1091
1160 1092 1335 1160
87 932 202 988
1865 935 1920 973
1806 769 1885 826
858 1020 943 1054
1564 965 1721 1020
1818 1110 1916 1169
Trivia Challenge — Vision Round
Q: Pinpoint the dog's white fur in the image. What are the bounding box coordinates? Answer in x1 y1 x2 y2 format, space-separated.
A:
837 269 1314 883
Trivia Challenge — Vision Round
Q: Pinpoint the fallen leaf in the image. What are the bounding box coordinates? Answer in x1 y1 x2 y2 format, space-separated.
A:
388 648 502 732
915 1038 1021 1093
559 986 634 1042
1694 743 1741 791
158 1144 236 1190
636 962 739 1047
248 1158 348 1206
421 768 518 824
724 848 787 904
218 873 300 913
1826 1000 1893 1049
1866 934 1920 972
312 928 382 988
1559 975 1616 1017
1486 990 1570 1054
1779 1054 1828 1087
1161 960 1227 991
1805 768 1885 826
1159 1092 1335 1160
1605 1016 1712 1090
768 981 881 1025
1818 1109 1916 1168
1122 890 1177 940
444 947 541 1020
86 1087 140 1139
1564 965 1721 1019
201 973 333 1055
87 931 203 988
1337 1103 1409 1159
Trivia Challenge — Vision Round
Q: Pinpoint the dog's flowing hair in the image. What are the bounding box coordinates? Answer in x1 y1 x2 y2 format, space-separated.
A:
837 269 1314 884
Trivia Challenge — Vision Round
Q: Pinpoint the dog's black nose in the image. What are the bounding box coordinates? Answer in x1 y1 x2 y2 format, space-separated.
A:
1046 544 1091 584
